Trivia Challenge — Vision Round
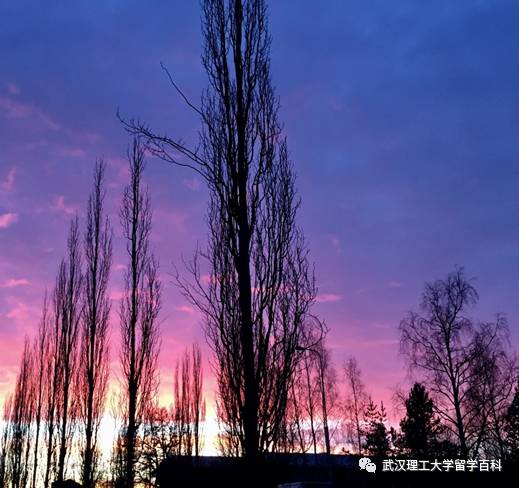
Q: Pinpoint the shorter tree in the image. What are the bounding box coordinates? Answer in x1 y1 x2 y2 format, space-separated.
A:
0 396 13 488
172 345 206 457
505 381 519 463
136 406 177 488
1 339 35 488
343 356 367 455
399 383 441 457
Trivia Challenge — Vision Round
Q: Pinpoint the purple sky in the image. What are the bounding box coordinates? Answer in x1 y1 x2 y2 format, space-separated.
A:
1 0 518 418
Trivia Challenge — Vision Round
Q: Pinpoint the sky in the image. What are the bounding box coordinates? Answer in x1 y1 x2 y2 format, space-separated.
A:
1 0 519 439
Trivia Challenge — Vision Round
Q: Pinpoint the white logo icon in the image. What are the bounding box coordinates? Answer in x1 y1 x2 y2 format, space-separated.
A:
359 457 377 473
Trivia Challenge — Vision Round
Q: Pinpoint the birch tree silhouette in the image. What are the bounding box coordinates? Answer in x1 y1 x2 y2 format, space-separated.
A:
399 267 512 457
120 0 318 460
119 139 161 488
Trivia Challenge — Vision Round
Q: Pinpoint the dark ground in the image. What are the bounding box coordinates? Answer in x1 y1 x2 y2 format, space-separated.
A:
156 454 510 488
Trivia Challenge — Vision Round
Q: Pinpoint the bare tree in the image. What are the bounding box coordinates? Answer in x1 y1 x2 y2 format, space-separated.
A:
119 139 161 488
0 395 12 488
121 0 318 460
78 160 112 488
135 345 205 487
315 341 341 454
399 267 511 457
289 349 321 454
31 295 50 488
172 354 191 457
172 345 206 457
108 428 126 488
135 406 176 488
3 339 35 488
55 218 83 483
190 344 205 458
344 356 368 455
43 286 62 488
277 333 338 455
466 321 517 457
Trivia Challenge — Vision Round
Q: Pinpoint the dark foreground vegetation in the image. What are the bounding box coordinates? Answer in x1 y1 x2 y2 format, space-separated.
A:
155 453 512 488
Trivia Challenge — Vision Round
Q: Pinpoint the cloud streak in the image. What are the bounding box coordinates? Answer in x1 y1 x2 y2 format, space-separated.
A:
0 96 60 131
1 278 30 288
0 213 18 229
51 195 77 215
1 168 16 192
316 293 342 303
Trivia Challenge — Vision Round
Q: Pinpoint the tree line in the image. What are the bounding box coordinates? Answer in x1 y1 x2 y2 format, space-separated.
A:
260 269 519 463
347 271 519 463
0 151 205 488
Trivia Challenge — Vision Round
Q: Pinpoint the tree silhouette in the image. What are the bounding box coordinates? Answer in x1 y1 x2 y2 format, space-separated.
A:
55 218 83 484
172 345 206 458
399 383 441 457
43 280 63 488
136 406 176 488
363 399 390 458
78 160 112 488
134 344 205 487
119 139 161 488
284 346 321 454
0 397 10 488
120 0 318 461
2 339 34 488
466 321 517 457
344 356 367 455
505 381 519 463
30 294 50 488
399 267 510 457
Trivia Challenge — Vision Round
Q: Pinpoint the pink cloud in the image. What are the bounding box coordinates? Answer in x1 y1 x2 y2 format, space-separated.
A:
154 208 188 233
6 83 20 96
51 195 77 215
173 305 196 315
1 168 16 192
200 274 214 285
55 146 86 158
78 130 100 145
316 293 342 303
183 177 201 191
1 278 30 288
0 96 60 131
109 290 126 301
388 281 402 289
329 235 341 254
5 302 30 322
0 213 18 229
